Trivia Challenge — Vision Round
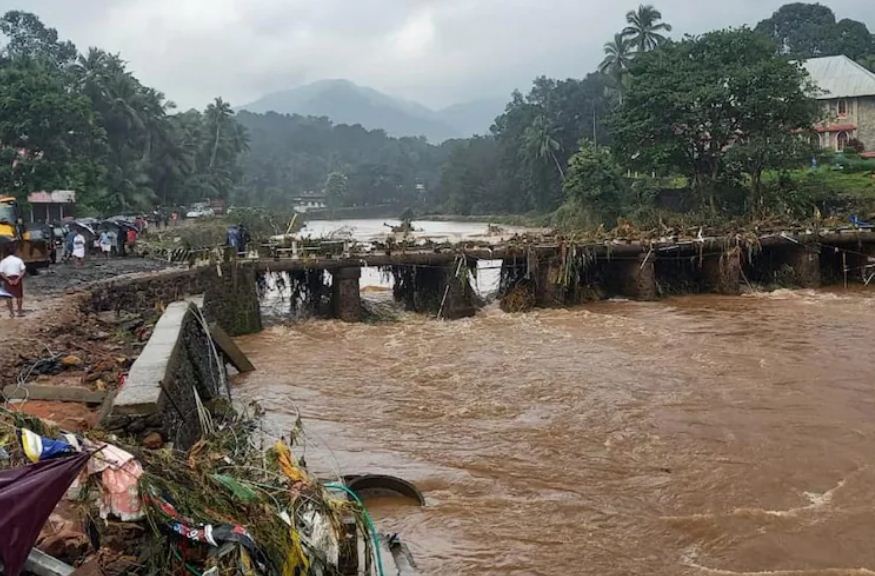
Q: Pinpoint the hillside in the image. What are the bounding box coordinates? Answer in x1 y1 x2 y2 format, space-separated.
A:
239 79 503 142
439 97 507 136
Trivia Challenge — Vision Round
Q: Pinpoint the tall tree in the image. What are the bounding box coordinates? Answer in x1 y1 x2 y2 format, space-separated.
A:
622 4 672 52
0 58 103 198
205 98 233 170
563 142 627 226
0 10 76 66
611 28 819 214
599 34 634 104
755 3 874 59
324 171 349 207
523 115 564 179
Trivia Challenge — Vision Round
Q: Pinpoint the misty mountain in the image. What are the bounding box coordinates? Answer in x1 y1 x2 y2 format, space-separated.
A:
438 98 507 136
239 79 503 142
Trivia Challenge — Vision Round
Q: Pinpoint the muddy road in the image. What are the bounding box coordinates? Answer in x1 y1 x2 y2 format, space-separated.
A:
25 258 172 299
0 257 177 389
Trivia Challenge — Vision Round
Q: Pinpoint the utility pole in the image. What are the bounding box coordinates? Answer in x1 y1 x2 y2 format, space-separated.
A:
592 104 598 148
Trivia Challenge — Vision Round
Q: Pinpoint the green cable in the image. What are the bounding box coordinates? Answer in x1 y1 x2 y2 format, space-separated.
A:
325 482 386 576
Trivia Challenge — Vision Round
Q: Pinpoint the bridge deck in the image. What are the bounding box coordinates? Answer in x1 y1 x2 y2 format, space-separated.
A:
250 229 875 273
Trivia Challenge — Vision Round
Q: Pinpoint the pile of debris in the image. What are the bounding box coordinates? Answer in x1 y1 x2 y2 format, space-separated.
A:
0 403 381 576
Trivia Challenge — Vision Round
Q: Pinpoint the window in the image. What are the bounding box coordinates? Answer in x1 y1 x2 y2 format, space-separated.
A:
0 203 14 223
837 131 849 151
838 99 848 117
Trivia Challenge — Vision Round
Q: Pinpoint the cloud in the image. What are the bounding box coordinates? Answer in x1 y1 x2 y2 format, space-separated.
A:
2 0 874 110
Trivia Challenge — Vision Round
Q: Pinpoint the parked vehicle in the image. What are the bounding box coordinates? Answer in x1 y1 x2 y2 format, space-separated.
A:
185 207 215 219
0 196 52 269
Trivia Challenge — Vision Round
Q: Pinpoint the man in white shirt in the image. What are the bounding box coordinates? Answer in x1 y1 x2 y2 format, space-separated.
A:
0 243 26 318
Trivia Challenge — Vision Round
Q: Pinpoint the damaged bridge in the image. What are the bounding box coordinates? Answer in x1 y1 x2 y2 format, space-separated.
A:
208 229 875 327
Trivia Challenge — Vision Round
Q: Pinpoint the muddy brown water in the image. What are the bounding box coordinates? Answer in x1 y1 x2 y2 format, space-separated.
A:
235 288 875 576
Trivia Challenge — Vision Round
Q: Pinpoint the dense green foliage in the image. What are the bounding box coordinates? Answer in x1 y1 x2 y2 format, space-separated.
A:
755 3 875 67
3 3 874 230
0 11 247 214
435 2 875 228
612 28 819 215
433 74 612 215
234 111 452 209
562 143 626 226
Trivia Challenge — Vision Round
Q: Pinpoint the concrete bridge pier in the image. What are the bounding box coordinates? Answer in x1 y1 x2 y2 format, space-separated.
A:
534 256 569 308
701 247 742 294
438 260 477 319
203 263 263 336
747 242 821 288
331 266 362 322
789 245 821 288
607 253 657 300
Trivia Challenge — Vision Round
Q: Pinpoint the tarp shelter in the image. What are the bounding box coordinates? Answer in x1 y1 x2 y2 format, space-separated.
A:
0 451 92 576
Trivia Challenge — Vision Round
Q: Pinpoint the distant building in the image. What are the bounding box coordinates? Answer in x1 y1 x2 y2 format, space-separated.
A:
27 190 76 223
803 55 875 157
292 191 327 213
208 198 227 216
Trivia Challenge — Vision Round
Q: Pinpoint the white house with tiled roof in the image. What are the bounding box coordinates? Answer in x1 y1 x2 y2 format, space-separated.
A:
803 55 875 157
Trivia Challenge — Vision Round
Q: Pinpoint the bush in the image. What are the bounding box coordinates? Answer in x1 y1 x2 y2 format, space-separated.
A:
563 142 627 226
847 138 866 154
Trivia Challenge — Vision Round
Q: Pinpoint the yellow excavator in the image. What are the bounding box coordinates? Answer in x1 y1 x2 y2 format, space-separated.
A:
0 196 52 269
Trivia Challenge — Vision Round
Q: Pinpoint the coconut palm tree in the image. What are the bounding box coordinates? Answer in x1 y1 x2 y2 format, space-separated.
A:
523 115 564 179
205 97 233 170
623 4 672 52
599 34 634 104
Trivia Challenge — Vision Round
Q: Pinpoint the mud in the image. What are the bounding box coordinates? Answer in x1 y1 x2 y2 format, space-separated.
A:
0 258 177 427
26 258 172 298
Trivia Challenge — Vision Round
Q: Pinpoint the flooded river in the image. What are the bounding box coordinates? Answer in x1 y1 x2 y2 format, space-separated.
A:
234 220 875 575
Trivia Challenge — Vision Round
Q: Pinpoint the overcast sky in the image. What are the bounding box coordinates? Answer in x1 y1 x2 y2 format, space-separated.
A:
3 0 874 110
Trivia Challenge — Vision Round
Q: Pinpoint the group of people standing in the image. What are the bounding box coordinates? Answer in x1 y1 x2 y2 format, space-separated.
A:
63 225 139 265
226 224 251 255
96 227 138 259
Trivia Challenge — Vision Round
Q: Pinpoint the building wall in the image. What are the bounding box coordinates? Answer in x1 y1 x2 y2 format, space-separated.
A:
29 203 74 223
856 96 875 151
817 96 875 152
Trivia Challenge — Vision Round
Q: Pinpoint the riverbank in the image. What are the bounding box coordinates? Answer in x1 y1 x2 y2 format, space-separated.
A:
418 212 552 228
303 205 553 228
0 258 184 429
0 260 382 576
